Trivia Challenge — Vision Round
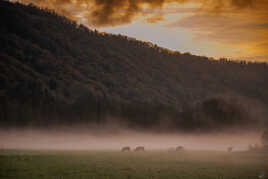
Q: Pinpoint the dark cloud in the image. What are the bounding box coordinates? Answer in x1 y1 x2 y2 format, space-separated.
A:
17 0 268 27
231 0 253 8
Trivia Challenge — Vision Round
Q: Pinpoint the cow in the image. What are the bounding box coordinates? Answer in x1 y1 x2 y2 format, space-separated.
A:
248 144 259 151
121 146 131 152
227 146 233 152
248 144 254 151
134 146 145 152
176 146 184 151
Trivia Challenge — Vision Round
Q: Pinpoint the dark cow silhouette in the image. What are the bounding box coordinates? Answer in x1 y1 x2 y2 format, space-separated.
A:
121 146 131 152
176 146 184 151
134 146 145 152
227 146 233 152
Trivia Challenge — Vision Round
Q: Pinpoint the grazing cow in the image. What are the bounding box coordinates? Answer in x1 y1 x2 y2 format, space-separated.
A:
248 144 254 151
254 144 259 150
176 146 184 151
121 146 131 152
134 146 145 152
227 146 233 152
248 144 259 151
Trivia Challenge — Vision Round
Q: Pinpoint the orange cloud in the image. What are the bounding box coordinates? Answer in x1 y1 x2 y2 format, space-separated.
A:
146 14 165 23
17 0 268 27
16 0 268 60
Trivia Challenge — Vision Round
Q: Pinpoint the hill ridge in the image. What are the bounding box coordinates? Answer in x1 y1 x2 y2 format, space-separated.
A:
0 0 267 130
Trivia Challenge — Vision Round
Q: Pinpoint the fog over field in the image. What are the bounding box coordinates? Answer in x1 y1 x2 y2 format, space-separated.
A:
0 125 263 151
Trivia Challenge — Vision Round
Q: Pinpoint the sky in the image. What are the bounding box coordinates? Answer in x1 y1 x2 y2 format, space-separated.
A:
17 0 268 62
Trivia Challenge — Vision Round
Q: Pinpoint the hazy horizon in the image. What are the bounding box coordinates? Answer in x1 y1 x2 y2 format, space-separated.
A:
0 125 264 151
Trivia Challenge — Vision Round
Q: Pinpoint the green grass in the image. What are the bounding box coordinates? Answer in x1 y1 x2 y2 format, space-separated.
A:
0 149 267 179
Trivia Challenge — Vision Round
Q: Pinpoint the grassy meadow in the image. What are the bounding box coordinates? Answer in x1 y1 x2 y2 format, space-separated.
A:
0 149 267 179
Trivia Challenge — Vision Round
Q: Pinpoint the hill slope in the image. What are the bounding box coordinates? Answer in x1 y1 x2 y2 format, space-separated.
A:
0 1 267 130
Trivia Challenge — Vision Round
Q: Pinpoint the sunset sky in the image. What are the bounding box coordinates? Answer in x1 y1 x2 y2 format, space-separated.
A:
18 0 268 62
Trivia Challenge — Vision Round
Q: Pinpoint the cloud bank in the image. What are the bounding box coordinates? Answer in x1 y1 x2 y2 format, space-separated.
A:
16 0 268 60
17 0 268 27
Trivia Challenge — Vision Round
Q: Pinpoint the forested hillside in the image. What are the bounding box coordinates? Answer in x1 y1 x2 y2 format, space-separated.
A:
0 1 267 131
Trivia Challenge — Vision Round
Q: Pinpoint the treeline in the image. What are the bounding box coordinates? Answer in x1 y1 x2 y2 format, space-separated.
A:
0 93 258 132
0 1 267 131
